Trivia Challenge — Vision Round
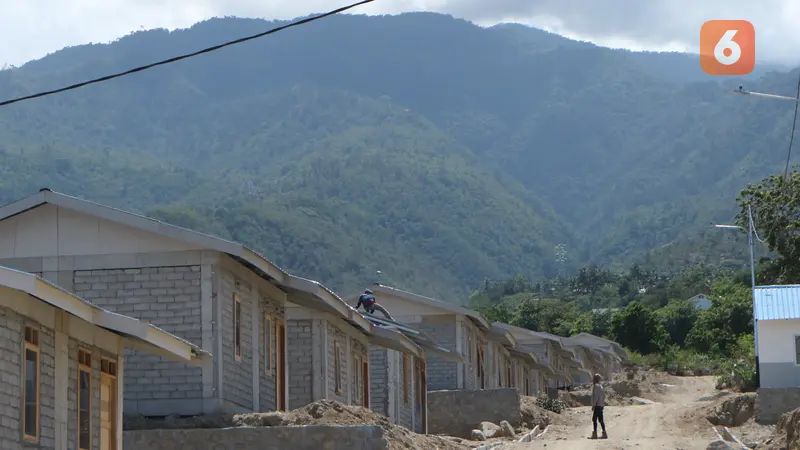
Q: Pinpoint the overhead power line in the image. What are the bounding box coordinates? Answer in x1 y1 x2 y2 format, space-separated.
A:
783 73 800 179
0 0 376 107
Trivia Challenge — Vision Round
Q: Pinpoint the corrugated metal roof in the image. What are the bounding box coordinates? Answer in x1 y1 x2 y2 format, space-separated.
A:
755 285 800 321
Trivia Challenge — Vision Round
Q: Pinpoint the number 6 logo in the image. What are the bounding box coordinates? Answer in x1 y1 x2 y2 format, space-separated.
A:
700 20 755 75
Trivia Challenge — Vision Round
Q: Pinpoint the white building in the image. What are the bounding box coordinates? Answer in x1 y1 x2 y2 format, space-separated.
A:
754 285 800 388
687 294 712 310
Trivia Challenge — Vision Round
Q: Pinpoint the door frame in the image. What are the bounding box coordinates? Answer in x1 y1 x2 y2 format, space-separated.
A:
276 321 287 411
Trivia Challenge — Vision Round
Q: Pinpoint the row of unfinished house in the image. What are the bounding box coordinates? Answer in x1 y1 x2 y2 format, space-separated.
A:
0 189 630 449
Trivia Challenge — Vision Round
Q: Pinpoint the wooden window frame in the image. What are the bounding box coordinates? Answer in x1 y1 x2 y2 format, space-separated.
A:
23 325 40 442
334 340 343 395
402 353 410 406
100 358 118 450
234 294 242 362
353 355 361 405
264 313 273 375
77 349 92 450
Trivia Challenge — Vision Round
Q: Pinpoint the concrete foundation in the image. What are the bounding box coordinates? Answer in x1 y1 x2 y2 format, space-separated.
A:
123 425 388 450
756 387 800 424
427 388 521 438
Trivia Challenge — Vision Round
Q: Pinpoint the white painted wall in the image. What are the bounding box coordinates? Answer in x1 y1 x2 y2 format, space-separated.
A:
758 319 800 364
0 204 202 258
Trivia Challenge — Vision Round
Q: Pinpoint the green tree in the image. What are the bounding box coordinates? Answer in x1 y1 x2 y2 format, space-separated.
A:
610 302 668 354
685 278 753 355
738 169 800 284
656 300 699 347
512 299 579 336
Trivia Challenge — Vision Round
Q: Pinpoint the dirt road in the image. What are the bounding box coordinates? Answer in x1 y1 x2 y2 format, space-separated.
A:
505 376 719 449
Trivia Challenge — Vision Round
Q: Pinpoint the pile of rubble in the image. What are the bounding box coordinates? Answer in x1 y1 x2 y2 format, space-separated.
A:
125 400 468 450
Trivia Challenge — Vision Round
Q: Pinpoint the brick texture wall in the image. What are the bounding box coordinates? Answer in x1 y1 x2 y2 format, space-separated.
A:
369 347 388 417
73 266 204 405
219 269 255 410
0 305 115 450
416 320 457 391
398 352 414 430
0 307 24 449
259 293 283 413
327 323 348 403
287 319 313 410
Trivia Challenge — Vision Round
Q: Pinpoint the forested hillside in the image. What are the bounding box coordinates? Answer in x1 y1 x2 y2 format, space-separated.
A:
0 12 797 300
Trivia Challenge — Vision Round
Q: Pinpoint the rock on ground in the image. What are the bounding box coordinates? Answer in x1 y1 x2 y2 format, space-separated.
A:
706 439 738 449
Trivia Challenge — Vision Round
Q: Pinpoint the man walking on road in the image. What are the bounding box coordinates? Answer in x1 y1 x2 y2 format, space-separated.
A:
591 373 608 439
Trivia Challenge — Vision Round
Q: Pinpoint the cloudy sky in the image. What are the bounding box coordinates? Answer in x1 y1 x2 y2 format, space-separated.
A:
3 0 799 68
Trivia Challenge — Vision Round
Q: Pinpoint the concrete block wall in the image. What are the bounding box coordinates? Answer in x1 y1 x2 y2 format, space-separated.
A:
327 323 349 403
219 269 255 411
756 387 800 424
428 388 521 438
124 426 390 450
72 266 204 413
397 352 414 431
369 347 389 417
416 319 457 391
287 319 313 410
462 321 480 390
259 292 284 413
0 305 116 450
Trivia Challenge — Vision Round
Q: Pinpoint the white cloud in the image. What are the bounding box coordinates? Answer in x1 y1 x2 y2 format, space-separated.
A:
2 0 798 68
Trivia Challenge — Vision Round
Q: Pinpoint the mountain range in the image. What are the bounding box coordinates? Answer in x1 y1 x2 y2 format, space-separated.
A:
0 12 797 302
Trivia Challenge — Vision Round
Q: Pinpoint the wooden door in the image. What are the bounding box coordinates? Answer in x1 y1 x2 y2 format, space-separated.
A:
477 346 485 389
416 358 427 434
276 321 286 410
362 360 370 407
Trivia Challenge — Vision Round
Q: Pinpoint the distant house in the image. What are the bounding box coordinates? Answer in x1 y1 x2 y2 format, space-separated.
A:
688 294 712 310
0 265 207 450
532 331 591 386
0 189 368 417
754 285 800 388
478 323 519 389
492 323 570 391
360 284 487 391
571 332 630 374
285 296 421 411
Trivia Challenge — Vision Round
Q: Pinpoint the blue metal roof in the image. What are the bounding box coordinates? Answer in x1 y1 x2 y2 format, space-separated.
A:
754 285 800 321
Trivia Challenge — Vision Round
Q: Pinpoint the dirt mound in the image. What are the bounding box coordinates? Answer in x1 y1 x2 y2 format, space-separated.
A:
704 393 756 427
520 396 556 429
280 400 468 450
125 400 468 450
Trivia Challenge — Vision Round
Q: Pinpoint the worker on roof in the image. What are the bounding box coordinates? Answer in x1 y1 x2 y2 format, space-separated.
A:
354 289 394 321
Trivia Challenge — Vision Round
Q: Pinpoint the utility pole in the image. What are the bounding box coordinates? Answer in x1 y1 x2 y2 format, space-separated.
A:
747 205 760 388
715 204 759 387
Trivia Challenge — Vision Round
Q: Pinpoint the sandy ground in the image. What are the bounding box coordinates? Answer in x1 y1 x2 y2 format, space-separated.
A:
503 376 724 449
